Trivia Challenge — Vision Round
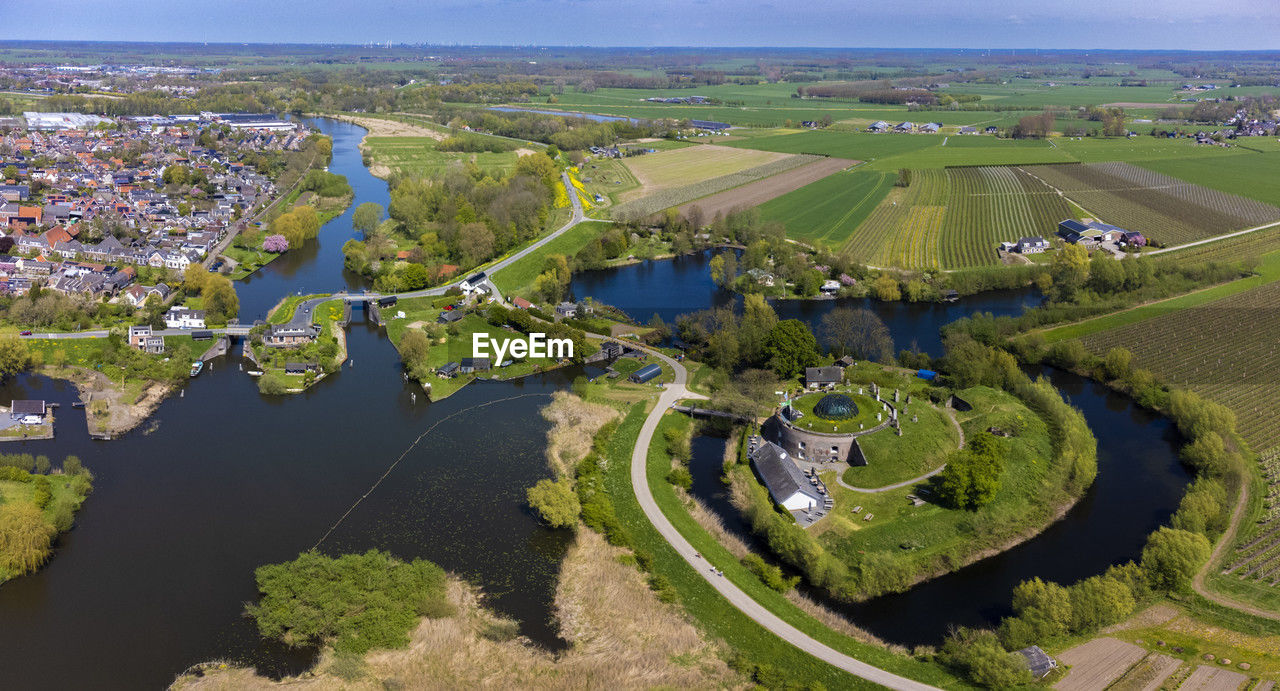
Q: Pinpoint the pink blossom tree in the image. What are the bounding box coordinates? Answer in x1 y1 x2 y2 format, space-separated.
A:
262 234 289 253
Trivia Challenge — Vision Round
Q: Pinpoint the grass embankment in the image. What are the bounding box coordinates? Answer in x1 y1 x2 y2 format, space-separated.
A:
844 398 959 489
224 246 283 281
617 406 962 688
488 220 612 297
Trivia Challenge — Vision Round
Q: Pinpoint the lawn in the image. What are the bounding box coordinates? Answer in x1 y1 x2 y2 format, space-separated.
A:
224 245 283 281
785 389 882 434
756 167 894 250
489 220 612 296
844 397 959 489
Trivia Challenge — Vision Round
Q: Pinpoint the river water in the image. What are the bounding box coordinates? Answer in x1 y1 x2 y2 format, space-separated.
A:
0 118 1189 687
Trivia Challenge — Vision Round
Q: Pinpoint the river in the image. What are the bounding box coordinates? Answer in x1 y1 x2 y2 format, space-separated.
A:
0 117 1189 687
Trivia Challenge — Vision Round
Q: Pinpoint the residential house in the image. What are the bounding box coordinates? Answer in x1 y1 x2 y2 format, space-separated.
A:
459 357 491 374
1016 236 1049 254
264 323 318 347
437 309 464 324
164 306 205 329
804 366 844 389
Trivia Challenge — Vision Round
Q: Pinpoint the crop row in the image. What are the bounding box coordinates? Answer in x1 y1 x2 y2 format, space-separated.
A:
1025 162 1280 246
1081 280 1280 455
842 166 1067 270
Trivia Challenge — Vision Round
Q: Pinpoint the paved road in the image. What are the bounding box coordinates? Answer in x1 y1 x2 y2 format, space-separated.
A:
628 346 939 691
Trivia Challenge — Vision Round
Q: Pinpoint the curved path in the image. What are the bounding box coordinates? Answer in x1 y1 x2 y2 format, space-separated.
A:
629 346 938 691
1192 482 1280 622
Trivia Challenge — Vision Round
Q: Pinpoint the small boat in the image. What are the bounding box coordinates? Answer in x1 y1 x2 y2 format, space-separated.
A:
246 370 265 377
71 401 86 409
190 361 204 378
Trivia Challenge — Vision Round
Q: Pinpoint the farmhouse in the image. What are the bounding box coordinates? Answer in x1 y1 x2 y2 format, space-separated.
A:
749 441 823 512
894 121 914 132
1016 236 1049 254
868 121 889 132
805 366 844 389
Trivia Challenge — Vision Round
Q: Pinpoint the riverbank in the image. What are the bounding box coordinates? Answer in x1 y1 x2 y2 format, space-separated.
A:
39 364 175 439
318 112 446 180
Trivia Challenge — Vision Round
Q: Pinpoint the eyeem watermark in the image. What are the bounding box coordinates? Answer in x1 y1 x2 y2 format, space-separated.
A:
471 332 574 361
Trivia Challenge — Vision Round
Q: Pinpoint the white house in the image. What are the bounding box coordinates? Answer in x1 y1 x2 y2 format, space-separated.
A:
749 441 823 512
164 306 205 329
1016 236 1050 254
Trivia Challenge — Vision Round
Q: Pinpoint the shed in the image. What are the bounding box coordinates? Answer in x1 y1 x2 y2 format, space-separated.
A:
437 362 460 377
629 363 662 383
437 310 464 324
191 330 213 341
1017 646 1057 679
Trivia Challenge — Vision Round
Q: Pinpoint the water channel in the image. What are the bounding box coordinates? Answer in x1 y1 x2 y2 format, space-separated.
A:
0 117 1190 687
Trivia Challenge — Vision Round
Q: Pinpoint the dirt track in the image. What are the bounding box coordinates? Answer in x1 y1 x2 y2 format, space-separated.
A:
675 156 857 220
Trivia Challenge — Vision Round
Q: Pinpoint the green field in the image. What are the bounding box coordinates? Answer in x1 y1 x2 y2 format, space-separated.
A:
757 168 893 249
490 220 612 296
362 136 522 177
842 397 960 489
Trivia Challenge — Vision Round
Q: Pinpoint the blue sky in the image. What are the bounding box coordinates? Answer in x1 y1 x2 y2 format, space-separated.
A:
12 0 1280 50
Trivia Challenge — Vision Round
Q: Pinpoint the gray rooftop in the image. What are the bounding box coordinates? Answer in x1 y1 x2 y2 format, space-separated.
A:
750 441 822 507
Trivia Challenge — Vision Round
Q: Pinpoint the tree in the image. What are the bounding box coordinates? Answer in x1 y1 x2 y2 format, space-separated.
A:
526 478 580 528
738 294 777 364
0 338 35 380
1068 575 1134 631
1141 526 1210 592
203 276 240 323
1089 253 1125 293
939 628 1032 688
397 329 431 378
2 165 17 181
400 264 429 291
1103 347 1132 381
262 234 289 253
1050 243 1090 301
0 502 56 576
820 307 893 362
351 202 384 234
763 320 820 378
934 434 1005 510
871 274 901 301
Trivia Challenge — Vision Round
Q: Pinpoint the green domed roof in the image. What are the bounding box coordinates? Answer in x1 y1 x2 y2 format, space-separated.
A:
813 393 859 420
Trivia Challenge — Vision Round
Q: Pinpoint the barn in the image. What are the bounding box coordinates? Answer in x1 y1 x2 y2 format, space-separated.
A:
749 441 823 511
629 363 662 383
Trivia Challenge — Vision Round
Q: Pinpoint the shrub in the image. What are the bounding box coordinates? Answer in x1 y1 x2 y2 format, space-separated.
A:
665 466 692 490
741 553 799 593
247 550 449 655
526 477 580 528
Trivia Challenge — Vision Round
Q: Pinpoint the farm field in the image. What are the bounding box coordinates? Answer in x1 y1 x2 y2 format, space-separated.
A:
1022 161 1280 246
1216 448 1280 607
608 153 817 219
839 165 1070 269
619 144 787 197
756 167 894 249
361 136 522 178
1079 278 1280 456
677 156 857 226
489 220 612 296
1139 153 1280 208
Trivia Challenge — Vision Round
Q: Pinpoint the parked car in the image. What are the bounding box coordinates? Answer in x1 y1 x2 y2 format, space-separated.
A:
19 330 31 336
